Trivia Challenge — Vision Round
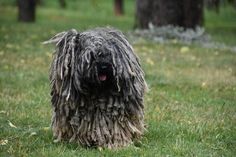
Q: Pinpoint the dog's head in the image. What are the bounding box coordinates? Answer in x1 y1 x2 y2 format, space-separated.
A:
79 41 116 92
45 28 146 97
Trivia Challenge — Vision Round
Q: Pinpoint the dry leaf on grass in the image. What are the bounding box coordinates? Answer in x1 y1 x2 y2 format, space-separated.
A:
8 120 17 128
98 147 103 151
42 127 50 131
0 110 6 114
180 46 190 53
0 139 8 145
146 58 154 66
201 82 207 88
29 132 37 137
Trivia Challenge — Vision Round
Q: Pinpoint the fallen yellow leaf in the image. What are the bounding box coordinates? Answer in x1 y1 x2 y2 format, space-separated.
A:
201 82 207 88
42 127 50 131
155 106 160 112
8 120 17 128
180 46 189 53
6 44 13 49
0 139 8 145
146 58 154 66
0 110 6 114
29 132 37 137
0 51 4 56
98 146 103 151
172 39 178 44
20 59 25 64
46 52 52 58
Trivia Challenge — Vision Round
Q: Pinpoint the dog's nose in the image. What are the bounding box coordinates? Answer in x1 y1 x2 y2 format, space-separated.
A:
98 62 110 70
101 65 108 69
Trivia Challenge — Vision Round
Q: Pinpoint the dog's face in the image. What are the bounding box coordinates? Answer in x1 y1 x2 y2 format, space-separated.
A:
93 51 114 86
96 54 113 82
79 43 117 93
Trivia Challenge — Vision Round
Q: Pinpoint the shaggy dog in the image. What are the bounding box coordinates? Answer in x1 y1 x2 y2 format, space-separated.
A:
45 28 147 148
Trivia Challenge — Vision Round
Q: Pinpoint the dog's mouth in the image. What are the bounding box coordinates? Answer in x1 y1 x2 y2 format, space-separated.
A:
97 63 112 82
98 74 107 81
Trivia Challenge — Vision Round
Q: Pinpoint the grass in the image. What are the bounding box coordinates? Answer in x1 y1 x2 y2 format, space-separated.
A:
0 1 236 156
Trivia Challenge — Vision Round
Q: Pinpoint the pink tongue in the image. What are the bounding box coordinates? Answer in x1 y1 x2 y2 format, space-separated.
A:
99 75 107 81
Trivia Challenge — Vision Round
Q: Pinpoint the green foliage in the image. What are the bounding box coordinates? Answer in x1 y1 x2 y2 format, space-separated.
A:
0 1 236 156
205 5 236 46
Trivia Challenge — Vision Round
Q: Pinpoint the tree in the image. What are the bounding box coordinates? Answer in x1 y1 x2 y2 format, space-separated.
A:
135 0 204 29
205 0 236 12
59 0 66 9
114 0 124 16
227 0 236 8
18 0 36 22
205 0 220 13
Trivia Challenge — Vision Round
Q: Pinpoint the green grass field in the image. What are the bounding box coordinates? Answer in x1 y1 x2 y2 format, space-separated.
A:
0 1 236 156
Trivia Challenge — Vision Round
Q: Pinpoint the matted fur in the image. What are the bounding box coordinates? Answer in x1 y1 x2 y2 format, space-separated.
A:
45 28 147 148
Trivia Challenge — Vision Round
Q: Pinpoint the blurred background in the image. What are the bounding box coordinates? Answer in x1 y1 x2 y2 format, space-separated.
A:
0 0 236 156
0 0 236 44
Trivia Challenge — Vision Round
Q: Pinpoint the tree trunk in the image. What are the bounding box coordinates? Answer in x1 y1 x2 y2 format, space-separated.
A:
182 0 204 28
228 0 236 8
18 0 36 22
59 0 66 9
135 0 204 29
205 0 220 13
114 0 124 16
36 0 44 6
